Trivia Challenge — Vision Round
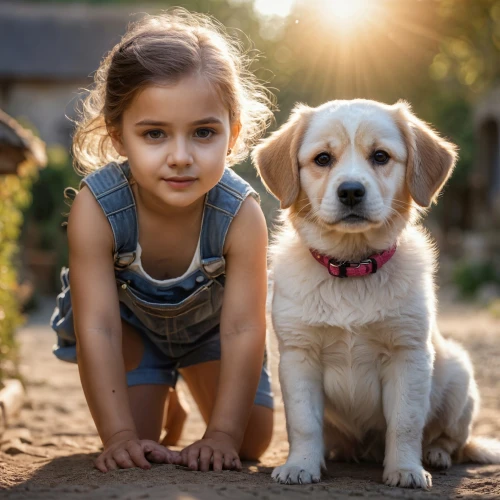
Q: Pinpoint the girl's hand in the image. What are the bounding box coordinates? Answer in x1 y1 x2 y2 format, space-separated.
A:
94 431 179 472
175 431 242 472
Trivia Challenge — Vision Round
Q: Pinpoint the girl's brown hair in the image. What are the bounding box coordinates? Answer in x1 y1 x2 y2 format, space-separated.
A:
73 8 275 174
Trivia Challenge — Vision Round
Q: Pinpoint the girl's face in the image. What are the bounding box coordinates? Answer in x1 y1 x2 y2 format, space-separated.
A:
111 74 239 210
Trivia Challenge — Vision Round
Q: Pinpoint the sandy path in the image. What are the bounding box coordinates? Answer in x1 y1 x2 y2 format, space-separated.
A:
1 296 500 499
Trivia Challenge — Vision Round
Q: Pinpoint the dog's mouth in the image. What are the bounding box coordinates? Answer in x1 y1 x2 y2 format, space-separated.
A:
334 211 375 226
319 211 380 230
341 214 368 224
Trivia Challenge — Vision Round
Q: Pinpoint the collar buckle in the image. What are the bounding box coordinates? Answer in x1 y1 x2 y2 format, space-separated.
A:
328 259 349 278
327 258 379 278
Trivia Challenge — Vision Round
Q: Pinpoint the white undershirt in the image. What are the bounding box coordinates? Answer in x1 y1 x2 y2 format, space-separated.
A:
128 237 202 285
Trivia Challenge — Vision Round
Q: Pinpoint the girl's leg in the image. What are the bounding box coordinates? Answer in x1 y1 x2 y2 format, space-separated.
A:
240 405 274 460
121 320 170 442
178 360 273 460
161 387 190 446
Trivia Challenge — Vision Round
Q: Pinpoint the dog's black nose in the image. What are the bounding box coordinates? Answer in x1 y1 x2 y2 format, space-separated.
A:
337 182 366 207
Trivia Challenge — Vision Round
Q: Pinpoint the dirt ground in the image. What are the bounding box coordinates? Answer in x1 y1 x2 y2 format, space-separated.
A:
1 295 500 499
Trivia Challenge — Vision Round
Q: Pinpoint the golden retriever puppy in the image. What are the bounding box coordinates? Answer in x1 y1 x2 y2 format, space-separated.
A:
253 100 500 489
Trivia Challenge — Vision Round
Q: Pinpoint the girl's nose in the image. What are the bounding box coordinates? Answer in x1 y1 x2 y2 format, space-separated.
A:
167 138 193 168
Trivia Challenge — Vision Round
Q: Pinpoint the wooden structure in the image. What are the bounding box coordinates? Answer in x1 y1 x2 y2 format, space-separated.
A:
0 109 46 174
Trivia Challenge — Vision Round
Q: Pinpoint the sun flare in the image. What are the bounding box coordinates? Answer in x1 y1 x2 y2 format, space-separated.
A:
254 0 295 17
326 0 382 33
333 0 368 20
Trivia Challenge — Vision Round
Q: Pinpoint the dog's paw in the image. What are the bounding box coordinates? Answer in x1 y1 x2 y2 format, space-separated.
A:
272 463 321 485
423 446 452 469
383 466 432 489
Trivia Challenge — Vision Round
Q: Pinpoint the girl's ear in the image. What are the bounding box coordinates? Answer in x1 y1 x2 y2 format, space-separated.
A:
229 120 242 151
108 126 127 157
395 101 458 208
252 104 312 209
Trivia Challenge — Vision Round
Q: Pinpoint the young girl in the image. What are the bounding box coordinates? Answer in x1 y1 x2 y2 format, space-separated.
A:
50 9 274 473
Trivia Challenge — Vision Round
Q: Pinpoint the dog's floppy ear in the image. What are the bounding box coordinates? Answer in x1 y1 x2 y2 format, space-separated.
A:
396 101 458 208
252 104 312 209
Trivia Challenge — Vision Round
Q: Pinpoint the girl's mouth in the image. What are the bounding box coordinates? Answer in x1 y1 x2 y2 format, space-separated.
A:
163 177 197 189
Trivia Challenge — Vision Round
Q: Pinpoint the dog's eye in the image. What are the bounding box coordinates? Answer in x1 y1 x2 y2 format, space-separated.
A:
314 152 332 167
372 150 390 165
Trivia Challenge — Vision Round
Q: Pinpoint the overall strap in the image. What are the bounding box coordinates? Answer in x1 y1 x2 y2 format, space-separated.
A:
80 162 138 269
200 168 259 279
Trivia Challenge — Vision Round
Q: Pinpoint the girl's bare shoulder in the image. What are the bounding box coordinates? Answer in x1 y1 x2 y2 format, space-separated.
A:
223 195 267 257
67 185 114 255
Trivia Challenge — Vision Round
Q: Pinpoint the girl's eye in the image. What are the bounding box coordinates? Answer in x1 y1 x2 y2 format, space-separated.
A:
372 150 390 165
314 152 333 167
145 130 165 140
195 128 214 139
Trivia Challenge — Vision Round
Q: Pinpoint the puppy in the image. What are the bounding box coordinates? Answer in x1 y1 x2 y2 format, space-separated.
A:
253 99 500 489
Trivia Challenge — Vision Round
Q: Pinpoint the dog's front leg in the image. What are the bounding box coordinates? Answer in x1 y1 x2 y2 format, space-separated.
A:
382 348 433 489
273 347 324 485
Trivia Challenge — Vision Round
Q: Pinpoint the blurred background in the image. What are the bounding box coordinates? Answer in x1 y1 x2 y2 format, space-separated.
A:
1 0 500 381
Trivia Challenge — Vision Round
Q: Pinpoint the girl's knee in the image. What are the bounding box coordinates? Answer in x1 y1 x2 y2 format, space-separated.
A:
240 406 274 460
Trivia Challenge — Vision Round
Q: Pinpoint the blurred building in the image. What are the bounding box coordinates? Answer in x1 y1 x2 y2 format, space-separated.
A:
0 2 139 148
0 3 144 294
473 88 500 229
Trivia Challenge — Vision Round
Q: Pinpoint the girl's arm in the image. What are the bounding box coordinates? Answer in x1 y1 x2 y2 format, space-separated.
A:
179 195 268 471
68 187 174 471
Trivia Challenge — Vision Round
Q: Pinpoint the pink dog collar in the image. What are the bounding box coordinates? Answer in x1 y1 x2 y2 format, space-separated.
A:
309 246 396 278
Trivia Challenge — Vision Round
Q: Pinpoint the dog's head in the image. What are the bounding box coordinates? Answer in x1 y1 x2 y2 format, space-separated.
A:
253 100 457 239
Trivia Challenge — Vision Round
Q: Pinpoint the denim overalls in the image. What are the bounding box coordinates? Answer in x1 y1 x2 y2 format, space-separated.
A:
50 161 273 409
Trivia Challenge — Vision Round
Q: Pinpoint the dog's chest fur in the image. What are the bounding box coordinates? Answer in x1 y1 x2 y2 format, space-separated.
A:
320 326 388 437
271 226 435 438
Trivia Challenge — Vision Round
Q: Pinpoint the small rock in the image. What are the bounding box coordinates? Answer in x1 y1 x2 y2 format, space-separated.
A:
0 379 25 424
61 437 79 448
40 440 57 447
1 438 27 455
53 404 71 414
0 427 33 445
22 400 34 410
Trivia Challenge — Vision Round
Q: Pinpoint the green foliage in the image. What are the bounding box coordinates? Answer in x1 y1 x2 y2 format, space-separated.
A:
23 147 80 291
0 162 38 384
417 91 476 227
425 94 475 183
453 259 500 298
431 0 500 94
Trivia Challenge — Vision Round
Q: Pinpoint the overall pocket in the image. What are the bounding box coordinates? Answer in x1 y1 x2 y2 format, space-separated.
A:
117 280 220 340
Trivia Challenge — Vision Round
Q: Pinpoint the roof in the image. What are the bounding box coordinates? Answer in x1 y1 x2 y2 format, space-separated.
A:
0 108 47 171
0 3 146 81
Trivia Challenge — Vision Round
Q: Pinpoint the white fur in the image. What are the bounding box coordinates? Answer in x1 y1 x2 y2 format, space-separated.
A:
263 100 500 489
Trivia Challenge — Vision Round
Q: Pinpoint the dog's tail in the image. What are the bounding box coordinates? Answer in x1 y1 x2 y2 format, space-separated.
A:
456 437 500 464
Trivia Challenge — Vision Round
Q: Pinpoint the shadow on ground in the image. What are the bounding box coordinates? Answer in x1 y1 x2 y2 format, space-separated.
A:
4 450 498 500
